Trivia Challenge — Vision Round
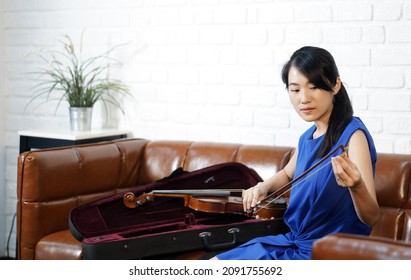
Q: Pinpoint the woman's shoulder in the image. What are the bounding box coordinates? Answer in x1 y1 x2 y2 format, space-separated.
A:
343 116 377 159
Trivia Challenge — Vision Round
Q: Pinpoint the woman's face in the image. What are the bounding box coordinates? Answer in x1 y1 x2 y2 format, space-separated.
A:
287 66 339 132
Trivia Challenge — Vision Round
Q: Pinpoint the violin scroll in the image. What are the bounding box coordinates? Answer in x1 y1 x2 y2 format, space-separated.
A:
123 192 137 208
123 192 157 209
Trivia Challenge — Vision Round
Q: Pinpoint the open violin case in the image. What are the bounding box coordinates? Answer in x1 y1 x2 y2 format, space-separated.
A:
69 162 289 259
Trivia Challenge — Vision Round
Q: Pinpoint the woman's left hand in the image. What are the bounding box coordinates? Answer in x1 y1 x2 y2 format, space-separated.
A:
331 152 362 189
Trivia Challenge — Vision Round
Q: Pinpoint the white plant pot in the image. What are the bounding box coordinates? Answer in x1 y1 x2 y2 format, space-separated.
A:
69 107 93 131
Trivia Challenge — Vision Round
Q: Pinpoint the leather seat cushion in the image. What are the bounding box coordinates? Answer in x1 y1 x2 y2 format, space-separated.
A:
35 230 82 260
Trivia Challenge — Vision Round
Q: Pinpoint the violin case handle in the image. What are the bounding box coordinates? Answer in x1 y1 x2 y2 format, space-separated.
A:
199 228 240 251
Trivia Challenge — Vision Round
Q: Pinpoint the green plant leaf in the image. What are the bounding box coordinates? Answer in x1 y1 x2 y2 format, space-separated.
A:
24 33 133 115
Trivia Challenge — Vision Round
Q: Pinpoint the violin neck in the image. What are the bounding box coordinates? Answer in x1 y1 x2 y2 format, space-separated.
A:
152 189 243 197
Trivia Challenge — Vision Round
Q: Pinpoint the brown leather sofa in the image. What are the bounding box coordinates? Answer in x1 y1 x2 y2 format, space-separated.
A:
16 138 411 260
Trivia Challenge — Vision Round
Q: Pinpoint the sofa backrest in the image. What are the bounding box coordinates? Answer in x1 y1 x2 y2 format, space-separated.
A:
372 153 411 242
137 140 294 183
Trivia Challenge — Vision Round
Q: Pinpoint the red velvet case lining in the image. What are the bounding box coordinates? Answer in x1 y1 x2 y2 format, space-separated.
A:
69 162 264 244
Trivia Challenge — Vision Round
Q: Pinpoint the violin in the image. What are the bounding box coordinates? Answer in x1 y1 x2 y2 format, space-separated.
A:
123 190 286 220
123 144 346 220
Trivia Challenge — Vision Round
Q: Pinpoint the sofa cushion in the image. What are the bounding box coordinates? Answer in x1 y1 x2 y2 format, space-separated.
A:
35 230 82 260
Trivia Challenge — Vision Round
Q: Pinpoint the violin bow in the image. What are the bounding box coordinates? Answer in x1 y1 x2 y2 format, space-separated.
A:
254 144 347 215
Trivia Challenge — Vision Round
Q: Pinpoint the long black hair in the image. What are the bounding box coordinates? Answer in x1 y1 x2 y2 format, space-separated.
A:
281 46 353 158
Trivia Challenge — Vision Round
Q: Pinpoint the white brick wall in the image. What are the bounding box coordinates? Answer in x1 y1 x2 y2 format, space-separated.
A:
0 0 7 258
1 0 411 258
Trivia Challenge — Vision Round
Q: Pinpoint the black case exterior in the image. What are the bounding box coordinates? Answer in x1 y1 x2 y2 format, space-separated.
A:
81 219 288 260
69 162 289 260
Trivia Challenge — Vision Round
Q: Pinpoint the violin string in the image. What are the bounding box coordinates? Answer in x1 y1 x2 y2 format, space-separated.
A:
252 144 345 216
254 159 333 215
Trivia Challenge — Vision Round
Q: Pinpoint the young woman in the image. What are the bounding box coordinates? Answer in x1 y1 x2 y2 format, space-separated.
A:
214 46 379 260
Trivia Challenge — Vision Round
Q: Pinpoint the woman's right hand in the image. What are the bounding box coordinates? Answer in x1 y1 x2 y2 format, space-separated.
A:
242 182 270 212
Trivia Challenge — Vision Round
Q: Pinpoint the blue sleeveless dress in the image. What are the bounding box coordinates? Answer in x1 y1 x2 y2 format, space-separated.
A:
216 117 377 260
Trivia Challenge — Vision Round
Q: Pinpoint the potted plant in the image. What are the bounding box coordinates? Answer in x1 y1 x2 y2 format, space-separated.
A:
25 33 132 131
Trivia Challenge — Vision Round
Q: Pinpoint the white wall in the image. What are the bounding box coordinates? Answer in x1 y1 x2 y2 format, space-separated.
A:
1 0 411 258
0 0 7 257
